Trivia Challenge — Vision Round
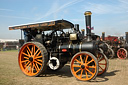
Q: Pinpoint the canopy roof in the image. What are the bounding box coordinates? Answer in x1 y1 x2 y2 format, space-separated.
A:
9 20 74 31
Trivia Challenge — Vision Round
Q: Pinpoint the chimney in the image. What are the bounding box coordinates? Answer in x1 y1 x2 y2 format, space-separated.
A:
102 32 105 41
81 29 85 36
125 32 128 44
75 24 79 32
84 11 92 41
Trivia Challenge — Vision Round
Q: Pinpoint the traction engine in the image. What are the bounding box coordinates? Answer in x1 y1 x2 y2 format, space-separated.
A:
9 11 109 81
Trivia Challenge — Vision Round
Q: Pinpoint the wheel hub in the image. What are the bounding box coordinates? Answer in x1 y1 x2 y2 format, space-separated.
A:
81 65 85 69
29 57 33 62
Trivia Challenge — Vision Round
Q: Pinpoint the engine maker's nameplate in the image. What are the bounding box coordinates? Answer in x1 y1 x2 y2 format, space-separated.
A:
9 21 55 30
9 20 74 31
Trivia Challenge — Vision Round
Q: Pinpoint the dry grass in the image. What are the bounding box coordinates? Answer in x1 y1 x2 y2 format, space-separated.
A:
0 51 128 85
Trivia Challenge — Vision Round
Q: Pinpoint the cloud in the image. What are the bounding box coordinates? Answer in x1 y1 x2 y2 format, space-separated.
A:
81 0 128 15
119 0 128 5
35 0 84 21
0 8 14 11
0 15 34 20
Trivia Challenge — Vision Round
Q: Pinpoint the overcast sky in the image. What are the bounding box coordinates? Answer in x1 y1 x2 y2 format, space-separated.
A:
0 0 128 39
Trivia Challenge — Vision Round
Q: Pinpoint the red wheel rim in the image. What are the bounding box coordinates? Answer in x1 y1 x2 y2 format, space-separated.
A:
117 48 127 59
71 53 98 81
18 43 43 76
97 53 107 75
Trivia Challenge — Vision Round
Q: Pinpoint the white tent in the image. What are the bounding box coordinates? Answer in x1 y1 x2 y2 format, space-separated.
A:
0 39 19 43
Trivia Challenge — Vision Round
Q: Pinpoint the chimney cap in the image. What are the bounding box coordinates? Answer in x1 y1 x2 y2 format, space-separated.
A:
81 29 85 31
125 32 128 34
84 11 92 16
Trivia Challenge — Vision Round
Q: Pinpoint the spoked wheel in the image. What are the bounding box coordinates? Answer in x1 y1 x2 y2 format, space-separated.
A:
18 42 48 76
96 52 109 76
70 52 98 81
107 47 115 59
117 48 127 59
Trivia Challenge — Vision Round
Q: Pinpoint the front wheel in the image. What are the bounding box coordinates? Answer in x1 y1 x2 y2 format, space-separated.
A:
70 51 99 81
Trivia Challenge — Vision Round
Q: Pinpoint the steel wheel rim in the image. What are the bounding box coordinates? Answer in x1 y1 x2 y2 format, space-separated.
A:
19 43 43 76
108 47 114 59
71 53 97 81
117 48 127 59
97 53 107 75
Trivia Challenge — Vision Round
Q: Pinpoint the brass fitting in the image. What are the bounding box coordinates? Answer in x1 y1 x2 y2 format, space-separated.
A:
126 32 128 34
81 29 85 31
102 32 105 34
84 11 92 16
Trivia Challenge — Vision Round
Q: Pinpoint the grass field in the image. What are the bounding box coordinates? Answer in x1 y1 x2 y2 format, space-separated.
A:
0 51 128 85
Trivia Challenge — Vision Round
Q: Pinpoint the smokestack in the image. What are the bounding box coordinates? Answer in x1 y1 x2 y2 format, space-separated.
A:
81 29 85 36
75 24 79 32
125 32 128 44
102 32 105 41
84 11 92 41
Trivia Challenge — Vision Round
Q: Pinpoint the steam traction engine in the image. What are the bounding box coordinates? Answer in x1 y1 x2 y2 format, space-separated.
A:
117 32 128 59
9 11 109 81
101 32 115 59
102 32 128 59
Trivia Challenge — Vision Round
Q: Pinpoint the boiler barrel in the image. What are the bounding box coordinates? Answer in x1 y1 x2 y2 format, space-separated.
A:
58 41 98 53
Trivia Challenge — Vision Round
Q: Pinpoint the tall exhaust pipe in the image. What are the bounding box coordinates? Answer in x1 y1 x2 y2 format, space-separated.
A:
102 32 105 41
75 24 79 32
125 32 128 44
81 29 85 36
84 11 92 41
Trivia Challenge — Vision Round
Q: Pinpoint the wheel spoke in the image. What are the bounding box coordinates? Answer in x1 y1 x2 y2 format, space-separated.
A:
34 45 35 55
26 50 31 57
32 63 34 74
21 60 29 63
85 70 88 78
98 58 104 62
80 69 83 78
27 46 32 55
24 61 30 67
33 63 38 71
36 59 43 62
75 59 81 64
99 65 104 71
99 63 106 65
36 51 41 56
35 56 43 59
80 55 83 64
88 66 96 68
97 54 101 59
24 56 29 59
30 63 32 73
75 68 81 74
25 63 31 71
35 60 42 66
31 46 34 55
22 52 30 57
36 63 39 71
87 59 94 65
86 68 93 75
73 65 81 68
34 49 39 56
85 55 88 63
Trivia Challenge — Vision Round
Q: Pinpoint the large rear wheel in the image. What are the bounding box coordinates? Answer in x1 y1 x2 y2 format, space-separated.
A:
18 42 48 76
70 52 98 81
